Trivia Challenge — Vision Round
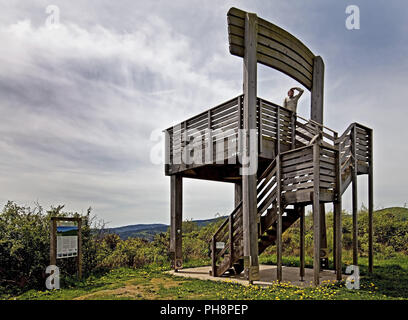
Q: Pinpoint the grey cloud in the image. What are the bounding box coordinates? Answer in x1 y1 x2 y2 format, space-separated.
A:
0 1 407 226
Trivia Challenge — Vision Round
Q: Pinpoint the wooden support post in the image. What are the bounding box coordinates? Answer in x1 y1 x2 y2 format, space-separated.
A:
277 100 281 155
299 205 305 281
351 126 358 266
368 129 374 273
310 56 327 271
276 85 283 282
276 155 283 282
334 136 342 280
242 12 259 282
50 218 57 266
170 175 183 271
310 56 325 125
334 201 342 280
313 142 321 286
211 236 216 276
229 215 234 268
235 182 242 207
233 182 241 262
333 203 337 269
320 203 328 269
77 218 82 280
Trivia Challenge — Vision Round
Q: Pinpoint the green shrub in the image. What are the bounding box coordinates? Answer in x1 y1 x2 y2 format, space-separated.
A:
2 199 408 297
0 201 100 294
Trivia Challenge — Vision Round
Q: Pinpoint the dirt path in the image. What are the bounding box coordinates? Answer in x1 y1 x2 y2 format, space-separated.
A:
74 277 182 300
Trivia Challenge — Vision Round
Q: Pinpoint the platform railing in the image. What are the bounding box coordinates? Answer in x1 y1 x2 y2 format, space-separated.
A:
165 95 242 172
165 95 338 172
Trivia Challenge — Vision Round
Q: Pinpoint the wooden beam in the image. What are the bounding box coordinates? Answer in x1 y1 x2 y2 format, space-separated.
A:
242 12 260 282
227 7 316 90
320 204 328 269
333 202 337 271
211 236 217 276
333 203 337 269
276 155 283 282
310 56 324 124
235 181 242 207
276 89 282 283
310 56 325 272
334 201 342 280
313 142 321 286
299 205 305 281
334 135 342 280
368 129 374 273
229 215 234 268
351 126 358 266
170 175 183 270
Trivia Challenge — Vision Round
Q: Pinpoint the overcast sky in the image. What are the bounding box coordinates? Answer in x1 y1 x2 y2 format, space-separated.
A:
0 1 407 227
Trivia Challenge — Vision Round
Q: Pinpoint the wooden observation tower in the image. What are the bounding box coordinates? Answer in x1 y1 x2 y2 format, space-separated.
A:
164 7 374 286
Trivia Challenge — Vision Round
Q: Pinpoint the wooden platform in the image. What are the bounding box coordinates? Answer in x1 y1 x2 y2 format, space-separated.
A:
168 265 344 287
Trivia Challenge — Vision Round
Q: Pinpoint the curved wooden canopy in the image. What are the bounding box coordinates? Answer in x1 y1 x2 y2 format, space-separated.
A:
227 7 316 90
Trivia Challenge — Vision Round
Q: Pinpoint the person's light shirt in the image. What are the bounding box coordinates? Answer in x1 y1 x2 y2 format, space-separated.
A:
283 87 304 113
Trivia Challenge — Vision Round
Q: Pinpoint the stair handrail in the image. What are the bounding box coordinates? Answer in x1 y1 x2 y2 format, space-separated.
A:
337 121 371 144
308 134 320 145
211 201 242 241
258 158 277 180
295 114 338 147
336 123 355 143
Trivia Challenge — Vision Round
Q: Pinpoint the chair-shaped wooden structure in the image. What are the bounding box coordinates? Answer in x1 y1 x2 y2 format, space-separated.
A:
164 7 373 285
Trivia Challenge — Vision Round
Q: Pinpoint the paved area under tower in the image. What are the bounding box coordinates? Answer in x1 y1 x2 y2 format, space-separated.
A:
168 265 344 287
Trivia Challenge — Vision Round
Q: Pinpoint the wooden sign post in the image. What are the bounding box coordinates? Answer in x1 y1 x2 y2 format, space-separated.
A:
50 217 83 280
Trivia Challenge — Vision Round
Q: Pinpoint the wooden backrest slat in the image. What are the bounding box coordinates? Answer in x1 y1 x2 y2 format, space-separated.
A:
227 7 316 90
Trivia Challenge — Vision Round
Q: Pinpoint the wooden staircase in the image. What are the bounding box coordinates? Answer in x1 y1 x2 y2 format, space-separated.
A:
339 123 372 195
210 156 303 277
210 121 372 277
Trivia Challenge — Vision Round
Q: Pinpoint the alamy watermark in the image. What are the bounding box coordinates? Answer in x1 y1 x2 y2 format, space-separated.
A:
45 265 60 290
151 128 259 176
45 5 60 28
345 265 360 289
345 5 360 30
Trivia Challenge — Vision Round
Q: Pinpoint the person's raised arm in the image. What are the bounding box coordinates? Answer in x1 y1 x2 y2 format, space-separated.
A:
292 87 304 99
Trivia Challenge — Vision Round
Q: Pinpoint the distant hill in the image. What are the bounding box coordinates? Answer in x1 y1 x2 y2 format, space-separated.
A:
105 207 408 241
106 216 225 241
375 207 408 220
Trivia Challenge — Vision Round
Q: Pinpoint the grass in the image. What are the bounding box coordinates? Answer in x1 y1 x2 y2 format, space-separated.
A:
4 254 407 300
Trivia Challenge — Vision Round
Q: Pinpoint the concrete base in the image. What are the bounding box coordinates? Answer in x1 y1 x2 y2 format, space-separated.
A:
168 265 343 287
